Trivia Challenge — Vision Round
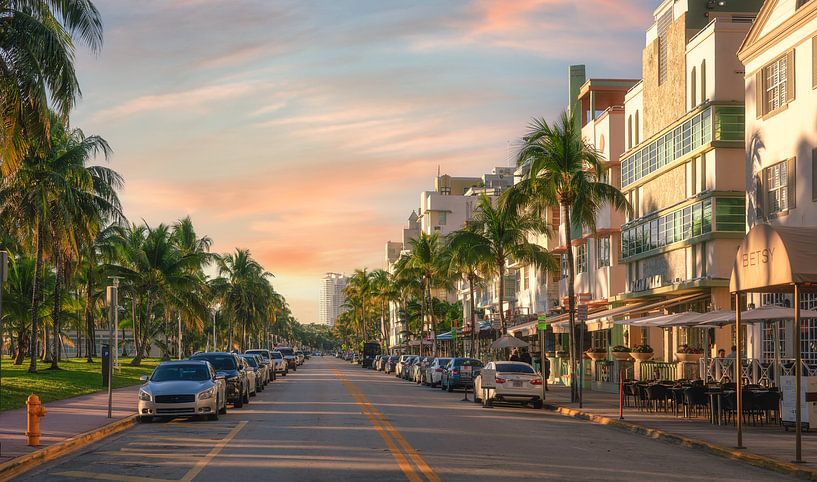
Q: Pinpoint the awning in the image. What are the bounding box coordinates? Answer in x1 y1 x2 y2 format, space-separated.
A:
730 224 817 293
695 305 817 327
554 293 708 333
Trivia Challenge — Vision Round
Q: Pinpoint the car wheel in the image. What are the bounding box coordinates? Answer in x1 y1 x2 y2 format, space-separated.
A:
234 392 244 408
219 403 227 415
250 385 257 397
208 402 219 420
532 400 544 409
243 386 251 404
138 416 153 423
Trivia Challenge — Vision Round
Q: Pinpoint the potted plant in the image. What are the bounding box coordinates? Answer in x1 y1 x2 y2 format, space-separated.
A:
629 344 654 361
585 347 607 361
610 345 631 361
676 344 703 362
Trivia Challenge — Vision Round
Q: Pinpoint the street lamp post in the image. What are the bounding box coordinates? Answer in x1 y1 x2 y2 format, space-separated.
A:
177 313 182 360
212 310 217 351
106 277 120 418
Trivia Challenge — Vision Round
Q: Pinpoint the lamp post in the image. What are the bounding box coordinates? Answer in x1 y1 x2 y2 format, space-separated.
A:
212 309 217 352
106 277 120 418
177 313 182 360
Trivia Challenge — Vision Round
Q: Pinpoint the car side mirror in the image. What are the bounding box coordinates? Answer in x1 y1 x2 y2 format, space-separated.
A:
139 375 148 382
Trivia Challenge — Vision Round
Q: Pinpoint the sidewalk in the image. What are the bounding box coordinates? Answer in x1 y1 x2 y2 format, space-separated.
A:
0 385 138 465
545 386 817 474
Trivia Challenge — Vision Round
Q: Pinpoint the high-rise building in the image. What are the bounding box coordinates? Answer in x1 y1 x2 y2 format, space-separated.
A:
319 273 348 327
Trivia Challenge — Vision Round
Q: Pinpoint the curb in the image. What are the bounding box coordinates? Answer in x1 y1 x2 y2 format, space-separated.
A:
0 414 136 481
544 402 817 481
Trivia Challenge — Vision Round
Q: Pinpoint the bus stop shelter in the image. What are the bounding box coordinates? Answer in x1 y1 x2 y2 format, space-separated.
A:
729 223 817 462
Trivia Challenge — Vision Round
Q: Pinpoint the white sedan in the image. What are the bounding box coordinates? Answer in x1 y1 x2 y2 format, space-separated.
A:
474 361 544 409
424 357 451 387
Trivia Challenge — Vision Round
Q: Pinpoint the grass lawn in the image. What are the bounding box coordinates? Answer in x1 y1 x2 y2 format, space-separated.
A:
0 357 161 412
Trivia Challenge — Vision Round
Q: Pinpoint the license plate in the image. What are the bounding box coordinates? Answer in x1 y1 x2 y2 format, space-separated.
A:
513 381 523 388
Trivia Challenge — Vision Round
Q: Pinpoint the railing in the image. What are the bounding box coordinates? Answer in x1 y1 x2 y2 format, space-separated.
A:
700 358 817 387
639 361 678 381
594 360 633 384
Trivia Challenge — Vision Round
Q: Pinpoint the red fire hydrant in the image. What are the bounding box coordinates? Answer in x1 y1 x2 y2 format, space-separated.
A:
26 394 47 446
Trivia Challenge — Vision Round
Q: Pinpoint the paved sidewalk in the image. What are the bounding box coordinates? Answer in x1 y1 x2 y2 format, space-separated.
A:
545 386 817 471
0 385 138 464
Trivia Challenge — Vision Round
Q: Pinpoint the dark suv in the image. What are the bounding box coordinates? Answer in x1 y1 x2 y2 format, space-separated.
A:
190 352 250 407
275 346 298 371
441 357 483 392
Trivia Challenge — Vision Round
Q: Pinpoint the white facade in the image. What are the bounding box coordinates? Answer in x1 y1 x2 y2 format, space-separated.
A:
319 273 348 327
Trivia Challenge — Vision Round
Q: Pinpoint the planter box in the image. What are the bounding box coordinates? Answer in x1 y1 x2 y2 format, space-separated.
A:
611 352 631 361
586 352 607 361
630 352 654 362
676 353 702 363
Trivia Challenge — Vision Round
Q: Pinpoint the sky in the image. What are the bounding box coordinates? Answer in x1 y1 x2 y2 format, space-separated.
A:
71 0 656 323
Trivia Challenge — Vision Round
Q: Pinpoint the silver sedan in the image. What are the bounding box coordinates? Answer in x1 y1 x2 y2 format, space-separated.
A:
137 360 227 422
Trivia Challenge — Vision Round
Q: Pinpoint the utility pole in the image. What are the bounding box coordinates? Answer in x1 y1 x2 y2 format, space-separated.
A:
106 277 120 418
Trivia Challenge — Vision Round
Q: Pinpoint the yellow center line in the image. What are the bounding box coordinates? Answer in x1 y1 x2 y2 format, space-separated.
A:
179 420 247 482
335 369 438 482
346 382 441 482
336 370 421 482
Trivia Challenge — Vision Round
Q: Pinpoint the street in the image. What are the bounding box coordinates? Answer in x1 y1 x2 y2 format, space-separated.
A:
15 357 793 481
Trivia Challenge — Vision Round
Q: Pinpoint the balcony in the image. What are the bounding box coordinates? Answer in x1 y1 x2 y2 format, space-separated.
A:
621 103 744 188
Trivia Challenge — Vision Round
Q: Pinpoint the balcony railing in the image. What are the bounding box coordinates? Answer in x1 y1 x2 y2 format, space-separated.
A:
621 103 744 188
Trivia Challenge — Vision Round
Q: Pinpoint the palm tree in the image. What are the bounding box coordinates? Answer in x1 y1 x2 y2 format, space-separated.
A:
0 118 121 372
370 269 396 351
510 110 631 401
109 223 210 365
1 0 104 172
445 232 490 358
211 248 273 351
449 194 557 338
345 269 374 342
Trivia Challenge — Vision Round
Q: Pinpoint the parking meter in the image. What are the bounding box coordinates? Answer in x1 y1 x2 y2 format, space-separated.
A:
101 344 111 387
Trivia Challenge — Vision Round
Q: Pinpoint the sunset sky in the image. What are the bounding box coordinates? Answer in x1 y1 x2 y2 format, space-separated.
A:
72 0 656 323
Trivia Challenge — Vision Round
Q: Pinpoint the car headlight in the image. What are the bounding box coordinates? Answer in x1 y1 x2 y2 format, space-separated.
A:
138 389 152 402
198 387 215 400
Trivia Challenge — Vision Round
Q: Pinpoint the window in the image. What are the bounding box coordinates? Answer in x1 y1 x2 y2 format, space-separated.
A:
591 329 610 351
438 211 447 225
766 160 790 214
657 10 672 85
597 237 610 268
627 115 633 150
560 254 568 279
758 52 794 117
576 244 587 273
690 66 697 109
634 111 640 146
700 60 707 103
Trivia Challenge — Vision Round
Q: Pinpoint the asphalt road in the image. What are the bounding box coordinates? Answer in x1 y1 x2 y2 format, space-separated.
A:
14 357 793 481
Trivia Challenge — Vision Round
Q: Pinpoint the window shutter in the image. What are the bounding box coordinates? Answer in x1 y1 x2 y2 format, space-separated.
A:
756 70 764 118
755 173 765 220
813 148 817 201
813 37 817 89
788 157 797 210
787 50 796 103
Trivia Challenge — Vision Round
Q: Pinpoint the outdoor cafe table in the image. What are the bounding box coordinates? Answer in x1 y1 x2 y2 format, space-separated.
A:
706 389 721 425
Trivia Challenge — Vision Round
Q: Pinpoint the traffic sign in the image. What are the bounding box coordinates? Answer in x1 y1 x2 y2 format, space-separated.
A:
537 314 547 321
577 304 588 322
537 321 548 331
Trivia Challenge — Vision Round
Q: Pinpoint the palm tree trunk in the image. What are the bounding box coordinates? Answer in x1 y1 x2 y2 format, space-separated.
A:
469 273 477 359
563 202 577 403
28 218 44 373
14 330 26 364
50 252 62 369
241 319 246 352
498 260 506 335
131 296 153 366
85 266 95 362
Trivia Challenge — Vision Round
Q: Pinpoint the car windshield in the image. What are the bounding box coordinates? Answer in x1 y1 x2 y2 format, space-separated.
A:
191 354 236 371
246 350 269 360
271 352 283 359
436 358 451 366
495 363 535 373
151 364 210 382
242 356 259 367
277 347 294 356
455 359 483 367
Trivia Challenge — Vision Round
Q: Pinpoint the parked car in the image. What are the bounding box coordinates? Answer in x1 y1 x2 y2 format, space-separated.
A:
241 355 263 394
275 346 298 371
376 355 388 371
395 355 413 378
414 357 432 384
363 342 381 368
190 352 250 407
384 355 398 374
441 357 483 392
295 350 305 365
245 349 275 382
371 354 382 370
270 350 289 376
425 357 451 387
474 361 544 409
402 356 419 380
138 360 226 422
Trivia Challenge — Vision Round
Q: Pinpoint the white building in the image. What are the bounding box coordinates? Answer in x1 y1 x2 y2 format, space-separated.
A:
319 273 348 327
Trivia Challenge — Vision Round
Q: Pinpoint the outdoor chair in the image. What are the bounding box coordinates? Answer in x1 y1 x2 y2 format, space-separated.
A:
753 390 781 425
683 386 708 418
623 382 637 408
644 384 671 413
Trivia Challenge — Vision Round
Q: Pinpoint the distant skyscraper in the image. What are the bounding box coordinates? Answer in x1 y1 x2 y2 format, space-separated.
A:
319 273 348 327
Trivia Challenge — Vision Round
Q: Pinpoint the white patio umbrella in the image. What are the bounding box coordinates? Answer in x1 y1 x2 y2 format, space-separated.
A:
490 334 529 350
